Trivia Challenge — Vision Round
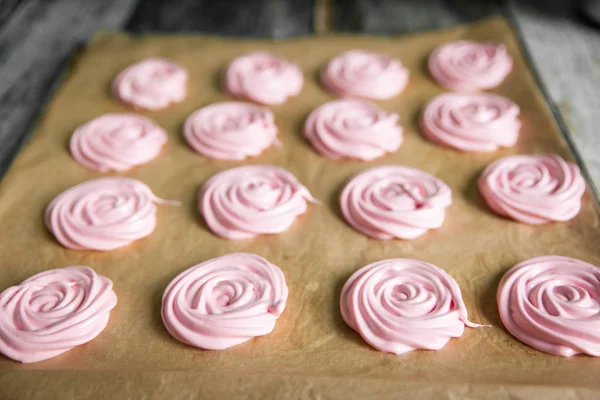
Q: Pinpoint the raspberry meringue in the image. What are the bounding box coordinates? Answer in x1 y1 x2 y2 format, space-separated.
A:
224 52 303 105
70 113 167 172
498 256 600 357
420 93 520 152
340 166 452 240
341 258 482 354
321 50 409 100
0 266 117 363
304 99 403 160
184 102 278 160
112 58 188 111
199 165 318 240
428 41 512 91
45 177 178 251
478 154 586 224
162 253 288 350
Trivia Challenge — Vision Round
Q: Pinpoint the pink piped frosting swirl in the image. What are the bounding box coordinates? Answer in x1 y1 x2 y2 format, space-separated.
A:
420 93 520 152
200 166 318 240
112 58 188 111
428 41 512 91
162 253 288 350
340 166 452 240
304 99 403 160
224 52 303 105
498 256 600 357
321 50 409 100
184 102 278 160
70 114 167 172
341 258 481 354
45 177 177 251
478 154 585 224
0 266 117 363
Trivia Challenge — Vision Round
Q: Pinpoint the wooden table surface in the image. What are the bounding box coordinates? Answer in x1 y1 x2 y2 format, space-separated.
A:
1 0 599 196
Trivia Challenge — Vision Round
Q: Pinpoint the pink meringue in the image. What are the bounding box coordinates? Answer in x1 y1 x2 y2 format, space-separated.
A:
0 266 117 363
340 166 452 240
162 253 288 350
70 113 167 172
184 102 278 160
498 256 600 357
199 165 318 240
224 52 303 105
112 58 188 111
420 93 520 152
45 177 178 251
341 258 482 354
321 50 409 100
478 154 586 224
428 41 512 91
304 99 403 160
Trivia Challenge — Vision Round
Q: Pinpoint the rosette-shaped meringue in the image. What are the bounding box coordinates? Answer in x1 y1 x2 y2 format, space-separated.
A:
224 52 303 105
70 114 167 171
0 266 117 363
45 178 177 251
478 154 585 224
184 102 278 160
340 166 452 239
304 99 403 160
341 258 481 354
162 253 288 350
498 256 600 357
321 50 409 100
200 166 318 239
428 41 512 91
112 58 188 110
420 93 520 152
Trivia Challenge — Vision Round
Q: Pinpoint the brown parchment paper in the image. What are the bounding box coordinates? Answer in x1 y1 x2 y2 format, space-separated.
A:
0 17 599 399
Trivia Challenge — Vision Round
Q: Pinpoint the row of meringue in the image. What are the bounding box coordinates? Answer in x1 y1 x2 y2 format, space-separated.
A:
70 92 521 172
2 254 596 363
111 40 511 111
44 155 585 252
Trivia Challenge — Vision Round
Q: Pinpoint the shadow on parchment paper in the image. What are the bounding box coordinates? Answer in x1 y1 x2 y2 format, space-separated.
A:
464 170 499 217
151 273 185 342
478 268 505 327
331 273 372 349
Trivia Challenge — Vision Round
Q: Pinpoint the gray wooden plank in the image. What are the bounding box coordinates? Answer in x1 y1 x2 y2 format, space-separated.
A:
0 0 139 176
333 0 502 33
507 0 600 194
127 0 314 37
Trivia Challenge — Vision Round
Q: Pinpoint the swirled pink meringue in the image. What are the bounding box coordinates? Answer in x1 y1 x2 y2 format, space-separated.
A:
162 253 288 350
0 266 117 363
112 58 188 111
321 50 409 100
429 41 512 91
304 99 402 160
45 177 178 251
420 93 520 152
498 256 600 357
341 258 482 354
200 165 318 240
184 102 278 160
70 113 167 172
340 166 452 240
478 154 585 224
224 52 303 105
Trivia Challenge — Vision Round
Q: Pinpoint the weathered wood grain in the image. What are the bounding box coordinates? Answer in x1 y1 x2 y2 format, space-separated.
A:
127 0 314 37
0 0 139 175
507 0 600 194
333 0 502 33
